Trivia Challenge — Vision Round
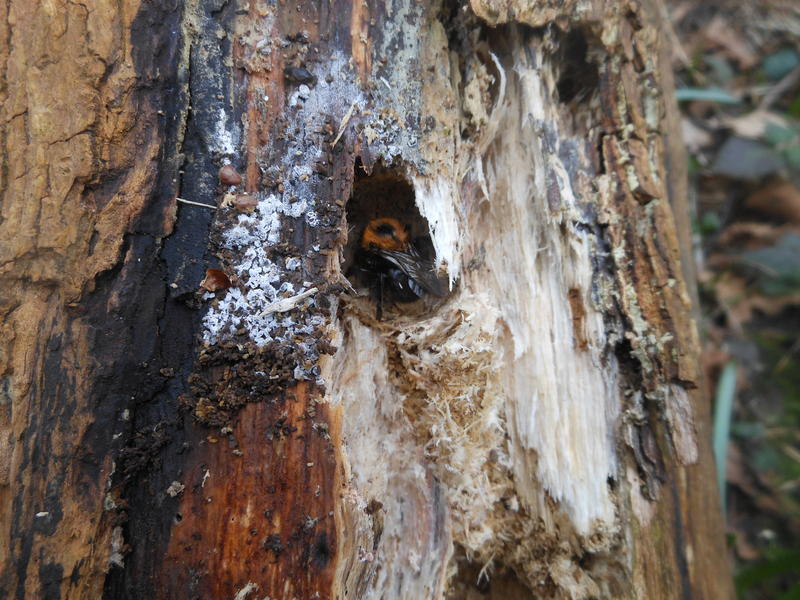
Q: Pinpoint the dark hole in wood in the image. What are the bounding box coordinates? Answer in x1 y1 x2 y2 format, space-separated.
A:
556 29 600 104
343 160 429 263
312 531 331 568
262 534 283 555
446 550 538 600
343 160 446 317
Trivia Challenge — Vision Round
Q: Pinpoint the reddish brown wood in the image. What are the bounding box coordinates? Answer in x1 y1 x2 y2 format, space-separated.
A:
160 384 338 599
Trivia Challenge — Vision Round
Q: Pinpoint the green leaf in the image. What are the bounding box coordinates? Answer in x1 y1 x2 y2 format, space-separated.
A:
731 421 764 438
736 547 800 592
789 94 800 119
753 445 784 475
712 137 786 180
784 144 800 171
762 48 800 82
777 583 800 600
741 234 800 296
699 211 721 235
687 153 702 176
713 361 737 513
675 87 741 104
704 54 735 86
764 122 799 147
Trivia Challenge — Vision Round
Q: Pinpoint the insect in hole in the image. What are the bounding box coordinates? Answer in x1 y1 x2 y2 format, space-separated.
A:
352 217 447 319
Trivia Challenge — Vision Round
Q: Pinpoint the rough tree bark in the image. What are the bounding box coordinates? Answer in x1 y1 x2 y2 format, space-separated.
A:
0 0 733 599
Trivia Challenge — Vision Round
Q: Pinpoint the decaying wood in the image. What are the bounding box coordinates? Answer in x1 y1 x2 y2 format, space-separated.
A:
0 0 732 599
1 1 188 598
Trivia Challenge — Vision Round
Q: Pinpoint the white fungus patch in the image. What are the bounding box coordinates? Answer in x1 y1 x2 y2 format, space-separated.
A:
202 194 324 375
288 84 311 107
212 108 239 156
285 257 302 271
201 55 368 381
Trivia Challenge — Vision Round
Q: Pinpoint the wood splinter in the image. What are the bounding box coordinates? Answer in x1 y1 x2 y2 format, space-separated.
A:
257 287 319 317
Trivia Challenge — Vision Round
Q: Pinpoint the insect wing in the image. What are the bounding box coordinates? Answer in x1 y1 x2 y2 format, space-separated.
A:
379 246 447 297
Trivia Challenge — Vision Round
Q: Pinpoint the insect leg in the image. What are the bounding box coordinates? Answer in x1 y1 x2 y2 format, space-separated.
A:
377 273 385 320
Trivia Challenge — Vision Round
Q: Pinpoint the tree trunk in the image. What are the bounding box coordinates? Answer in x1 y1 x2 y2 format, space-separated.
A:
0 0 733 599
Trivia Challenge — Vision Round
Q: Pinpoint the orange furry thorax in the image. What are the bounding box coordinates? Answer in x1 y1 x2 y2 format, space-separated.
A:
360 217 410 251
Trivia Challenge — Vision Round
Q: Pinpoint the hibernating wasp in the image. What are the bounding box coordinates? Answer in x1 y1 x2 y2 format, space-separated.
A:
352 217 447 318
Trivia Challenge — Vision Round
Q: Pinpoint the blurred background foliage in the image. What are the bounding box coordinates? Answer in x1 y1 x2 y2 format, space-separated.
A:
669 1 800 596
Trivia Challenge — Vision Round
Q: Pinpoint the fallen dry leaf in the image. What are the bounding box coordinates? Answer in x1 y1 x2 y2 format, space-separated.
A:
712 270 800 328
219 164 243 186
682 118 713 152
722 110 789 140
704 15 758 69
716 222 798 250
745 180 800 224
200 268 231 292
234 194 259 213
